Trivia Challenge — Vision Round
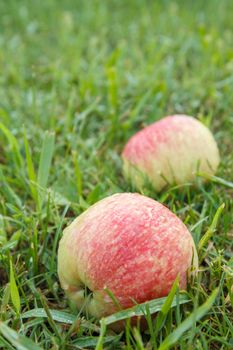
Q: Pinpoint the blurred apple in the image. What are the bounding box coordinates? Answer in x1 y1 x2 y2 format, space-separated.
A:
122 115 220 191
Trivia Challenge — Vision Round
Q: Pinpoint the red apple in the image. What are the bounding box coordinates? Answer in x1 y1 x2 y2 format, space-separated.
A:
122 115 220 191
58 193 197 321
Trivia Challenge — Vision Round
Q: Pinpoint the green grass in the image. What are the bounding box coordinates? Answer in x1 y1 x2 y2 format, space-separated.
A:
0 0 233 349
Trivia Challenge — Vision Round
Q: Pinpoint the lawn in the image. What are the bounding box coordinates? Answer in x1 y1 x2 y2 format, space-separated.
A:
0 0 233 349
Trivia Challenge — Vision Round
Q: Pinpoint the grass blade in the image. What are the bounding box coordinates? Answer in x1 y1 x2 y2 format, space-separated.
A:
144 303 155 349
104 287 122 311
106 66 118 113
198 203 225 253
158 288 219 350
1 283 11 318
23 129 38 203
21 308 76 324
0 335 15 350
9 259 20 315
73 151 83 197
133 328 145 350
155 276 180 334
0 322 42 350
37 131 55 189
0 214 7 244
21 308 99 332
0 168 22 209
38 292 63 341
95 319 106 350
73 335 122 348
198 173 233 189
103 293 190 326
0 122 23 169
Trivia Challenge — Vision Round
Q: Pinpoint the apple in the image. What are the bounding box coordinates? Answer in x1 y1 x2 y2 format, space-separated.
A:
58 193 198 322
122 115 220 191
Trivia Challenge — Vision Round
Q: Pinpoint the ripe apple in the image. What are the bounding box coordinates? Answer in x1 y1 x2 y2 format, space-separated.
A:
122 115 220 191
58 193 198 322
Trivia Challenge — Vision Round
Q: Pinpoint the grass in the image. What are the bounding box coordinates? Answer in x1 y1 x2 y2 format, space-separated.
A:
0 0 233 349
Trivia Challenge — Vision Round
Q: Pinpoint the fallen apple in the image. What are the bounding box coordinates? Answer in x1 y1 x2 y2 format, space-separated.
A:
58 193 198 321
122 115 220 191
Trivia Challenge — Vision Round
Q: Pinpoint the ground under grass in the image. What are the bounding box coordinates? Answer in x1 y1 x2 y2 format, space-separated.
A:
0 0 232 349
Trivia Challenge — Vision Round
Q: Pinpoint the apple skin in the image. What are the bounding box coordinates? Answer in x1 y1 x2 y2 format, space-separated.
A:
58 193 198 321
122 115 220 191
